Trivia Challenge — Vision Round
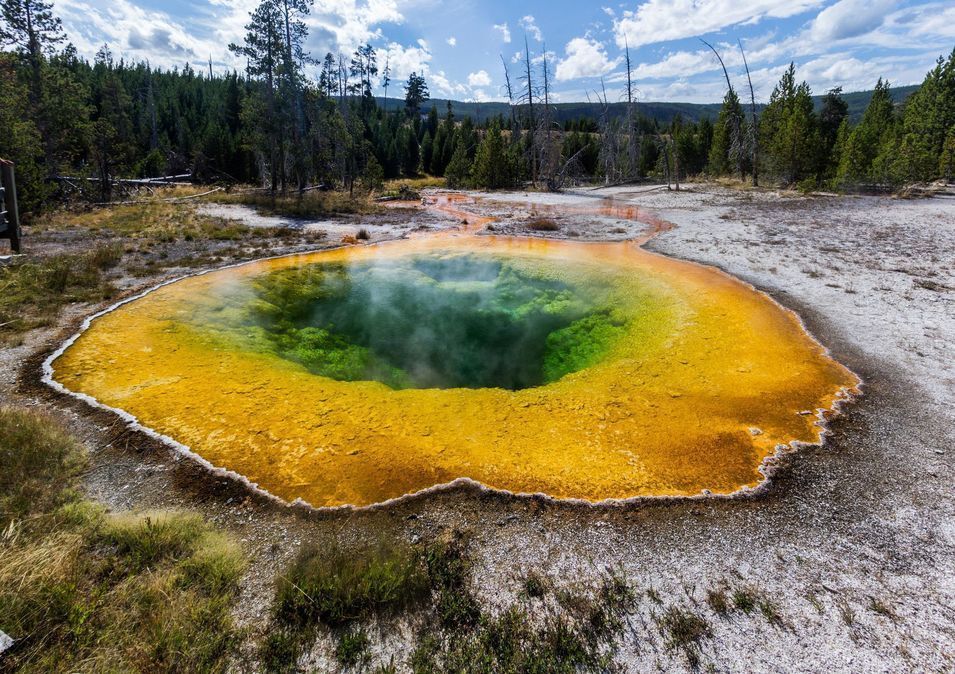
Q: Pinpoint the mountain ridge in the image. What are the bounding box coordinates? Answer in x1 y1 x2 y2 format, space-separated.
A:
375 84 920 125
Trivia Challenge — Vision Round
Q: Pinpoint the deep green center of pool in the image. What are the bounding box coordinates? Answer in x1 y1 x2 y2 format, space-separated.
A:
245 253 626 390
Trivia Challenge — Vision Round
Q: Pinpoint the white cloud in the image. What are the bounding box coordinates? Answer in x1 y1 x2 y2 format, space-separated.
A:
809 0 893 42
56 0 408 71
430 69 469 97
56 0 204 66
556 37 620 81
520 15 543 42
493 22 511 43
896 2 955 40
381 40 432 80
467 69 492 87
446 36 457 46
613 0 826 48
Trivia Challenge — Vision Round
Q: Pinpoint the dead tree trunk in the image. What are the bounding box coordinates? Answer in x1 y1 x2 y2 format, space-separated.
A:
522 36 537 185
624 39 640 179
738 39 759 187
541 45 558 187
597 78 624 184
500 54 520 148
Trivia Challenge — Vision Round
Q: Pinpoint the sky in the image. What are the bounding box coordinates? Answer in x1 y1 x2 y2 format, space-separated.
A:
53 0 955 104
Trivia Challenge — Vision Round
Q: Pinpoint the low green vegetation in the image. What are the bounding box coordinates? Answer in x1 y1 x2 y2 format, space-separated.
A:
0 246 120 339
707 581 785 629
658 605 711 668
262 532 638 673
275 543 431 628
335 627 370 668
42 202 252 241
211 190 381 220
0 407 246 673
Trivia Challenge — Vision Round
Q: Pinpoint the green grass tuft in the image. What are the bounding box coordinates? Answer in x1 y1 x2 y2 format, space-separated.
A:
274 542 430 629
0 407 246 673
0 248 119 338
705 588 730 617
335 626 370 667
658 605 711 668
0 407 86 527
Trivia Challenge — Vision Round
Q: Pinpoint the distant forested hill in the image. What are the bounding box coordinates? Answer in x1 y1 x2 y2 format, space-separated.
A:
378 84 920 125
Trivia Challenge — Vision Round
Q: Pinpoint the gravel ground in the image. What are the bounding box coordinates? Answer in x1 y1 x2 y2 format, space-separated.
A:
8 185 954 672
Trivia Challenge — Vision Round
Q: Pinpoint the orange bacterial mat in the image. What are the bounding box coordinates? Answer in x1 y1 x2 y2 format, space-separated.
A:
48 199 859 508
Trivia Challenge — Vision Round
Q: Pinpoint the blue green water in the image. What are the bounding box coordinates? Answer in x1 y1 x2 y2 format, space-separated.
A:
241 252 628 390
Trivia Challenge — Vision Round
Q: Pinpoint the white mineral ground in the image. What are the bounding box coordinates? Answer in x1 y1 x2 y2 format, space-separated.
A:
7 184 954 672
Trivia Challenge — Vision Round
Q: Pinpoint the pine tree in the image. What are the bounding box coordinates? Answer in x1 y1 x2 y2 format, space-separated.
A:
708 88 745 176
891 49 955 183
230 0 285 191
817 87 848 180
940 125 955 181
431 123 448 176
404 72 428 118
837 79 898 185
426 104 438 139
444 139 470 188
420 130 433 174
471 120 514 189
0 52 44 213
400 125 419 176
90 45 135 201
0 0 64 102
759 63 818 185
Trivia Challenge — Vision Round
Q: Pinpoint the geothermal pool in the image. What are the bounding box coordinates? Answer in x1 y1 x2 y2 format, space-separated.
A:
50 205 858 509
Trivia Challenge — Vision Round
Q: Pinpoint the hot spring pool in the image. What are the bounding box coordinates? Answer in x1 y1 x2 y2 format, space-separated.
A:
49 227 858 508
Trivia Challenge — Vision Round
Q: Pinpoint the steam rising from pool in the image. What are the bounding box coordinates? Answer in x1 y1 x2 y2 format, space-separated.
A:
241 253 625 390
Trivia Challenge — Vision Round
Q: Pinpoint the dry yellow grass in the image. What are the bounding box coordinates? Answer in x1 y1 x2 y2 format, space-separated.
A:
0 407 246 673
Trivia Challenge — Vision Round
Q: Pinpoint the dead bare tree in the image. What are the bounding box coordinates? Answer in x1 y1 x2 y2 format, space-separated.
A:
594 79 623 184
500 54 521 148
337 53 348 104
548 146 588 191
624 38 641 179
738 39 759 187
700 38 744 181
520 36 538 185
539 45 561 187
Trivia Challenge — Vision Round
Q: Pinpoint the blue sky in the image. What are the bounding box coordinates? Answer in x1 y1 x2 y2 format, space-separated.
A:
55 0 954 103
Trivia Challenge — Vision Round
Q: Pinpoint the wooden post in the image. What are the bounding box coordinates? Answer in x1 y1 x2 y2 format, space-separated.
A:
1 159 21 253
